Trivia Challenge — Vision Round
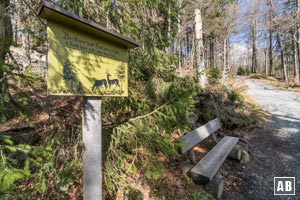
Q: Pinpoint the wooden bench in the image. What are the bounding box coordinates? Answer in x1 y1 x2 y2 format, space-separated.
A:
189 136 239 184
180 118 240 198
180 118 221 154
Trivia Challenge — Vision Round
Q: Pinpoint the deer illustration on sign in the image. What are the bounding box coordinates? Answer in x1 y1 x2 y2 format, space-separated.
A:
92 79 107 93
106 71 120 88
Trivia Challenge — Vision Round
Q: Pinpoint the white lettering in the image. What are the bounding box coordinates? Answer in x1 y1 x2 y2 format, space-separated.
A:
277 181 284 191
285 181 292 191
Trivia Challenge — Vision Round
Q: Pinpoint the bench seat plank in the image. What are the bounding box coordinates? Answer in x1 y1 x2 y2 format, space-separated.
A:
180 118 221 154
189 136 239 184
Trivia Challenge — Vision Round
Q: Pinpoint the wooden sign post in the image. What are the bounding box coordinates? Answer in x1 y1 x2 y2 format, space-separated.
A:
38 2 139 199
82 97 102 199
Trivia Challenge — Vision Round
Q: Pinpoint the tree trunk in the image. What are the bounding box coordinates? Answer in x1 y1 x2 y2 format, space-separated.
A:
21 25 31 72
191 34 195 69
185 30 189 56
166 3 172 54
17 1 31 73
264 41 268 75
223 38 227 71
209 35 214 67
296 0 300 83
252 18 258 73
222 37 228 81
204 38 209 68
0 0 12 99
267 0 274 76
178 40 182 71
277 33 289 83
298 37 300 83
11 0 18 44
177 4 182 72
0 1 5 60
268 30 273 75
183 30 188 69
0 0 12 61
176 0 183 72
293 29 300 83
264 48 268 75
194 8 207 87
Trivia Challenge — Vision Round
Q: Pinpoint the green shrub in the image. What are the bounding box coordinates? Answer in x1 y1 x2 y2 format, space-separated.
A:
237 66 245 75
207 67 221 85
237 66 250 76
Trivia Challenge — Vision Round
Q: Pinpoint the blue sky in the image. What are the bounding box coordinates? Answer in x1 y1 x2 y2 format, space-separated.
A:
230 0 270 49
229 0 250 44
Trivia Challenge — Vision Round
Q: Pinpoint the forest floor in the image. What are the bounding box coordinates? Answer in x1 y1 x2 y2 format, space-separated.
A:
223 79 300 200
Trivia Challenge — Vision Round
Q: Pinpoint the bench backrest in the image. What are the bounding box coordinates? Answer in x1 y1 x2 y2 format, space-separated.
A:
180 118 221 154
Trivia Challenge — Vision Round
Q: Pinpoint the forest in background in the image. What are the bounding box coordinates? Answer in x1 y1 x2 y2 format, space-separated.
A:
0 0 299 199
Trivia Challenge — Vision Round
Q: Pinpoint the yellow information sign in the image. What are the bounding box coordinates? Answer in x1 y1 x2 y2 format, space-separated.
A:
47 21 128 96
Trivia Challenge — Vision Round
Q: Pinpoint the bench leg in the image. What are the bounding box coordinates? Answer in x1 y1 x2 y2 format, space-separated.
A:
206 174 224 199
188 149 196 164
229 144 242 160
180 162 194 179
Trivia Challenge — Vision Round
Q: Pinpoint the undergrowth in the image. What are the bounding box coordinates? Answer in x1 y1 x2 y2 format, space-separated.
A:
197 82 266 130
0 126 82 199
103 77 199 197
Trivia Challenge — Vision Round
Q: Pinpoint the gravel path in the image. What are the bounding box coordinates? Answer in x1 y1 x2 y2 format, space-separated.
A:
223 80 300 200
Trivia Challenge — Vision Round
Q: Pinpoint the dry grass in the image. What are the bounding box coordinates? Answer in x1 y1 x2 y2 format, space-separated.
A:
224 77 249 93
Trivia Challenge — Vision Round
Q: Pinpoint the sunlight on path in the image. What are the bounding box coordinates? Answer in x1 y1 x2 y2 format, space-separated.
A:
247 80 300 139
